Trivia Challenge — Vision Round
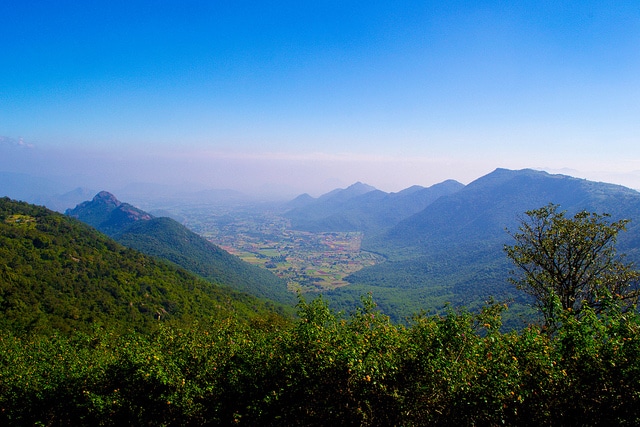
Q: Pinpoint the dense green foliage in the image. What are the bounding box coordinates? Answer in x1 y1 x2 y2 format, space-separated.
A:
338 169 640 321
116 217 295 306
506 203 640 328
4 193 640 424
2 295 640 426
0 197 281 335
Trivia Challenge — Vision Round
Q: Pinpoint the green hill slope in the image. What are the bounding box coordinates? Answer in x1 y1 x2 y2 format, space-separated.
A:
328 169 640 322
0 197 280 335
377 168 640 257
116 217 295 304
67 192 294 305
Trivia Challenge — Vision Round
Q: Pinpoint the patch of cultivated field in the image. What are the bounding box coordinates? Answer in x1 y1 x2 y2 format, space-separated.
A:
165 206 384 292
219 231 383 292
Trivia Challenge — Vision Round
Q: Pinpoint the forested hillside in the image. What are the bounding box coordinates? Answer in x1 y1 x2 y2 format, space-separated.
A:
0 197 280 335
2 196 640 425
328 169 640 321
375 168 640 257
116 217 295 305
67 192 294 306
2 294 640 425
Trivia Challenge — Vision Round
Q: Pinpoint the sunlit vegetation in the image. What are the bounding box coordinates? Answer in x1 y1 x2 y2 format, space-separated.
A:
2 296 640 426
0 197 283 335
3 197 640 425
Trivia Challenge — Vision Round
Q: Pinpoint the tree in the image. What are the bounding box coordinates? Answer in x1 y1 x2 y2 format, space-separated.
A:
505 203 640 327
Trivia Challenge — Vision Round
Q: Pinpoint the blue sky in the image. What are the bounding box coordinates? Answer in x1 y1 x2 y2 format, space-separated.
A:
1 1 640 196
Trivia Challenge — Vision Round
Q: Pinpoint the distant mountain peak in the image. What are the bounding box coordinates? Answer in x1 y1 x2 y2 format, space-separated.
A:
284 179 463 232
346 182 376 193
92 191 121 206
66 191 153 235
285 193 316 210
314 182 377 205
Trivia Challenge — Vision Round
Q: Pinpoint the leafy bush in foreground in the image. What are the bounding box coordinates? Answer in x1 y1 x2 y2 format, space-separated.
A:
2 295 640 426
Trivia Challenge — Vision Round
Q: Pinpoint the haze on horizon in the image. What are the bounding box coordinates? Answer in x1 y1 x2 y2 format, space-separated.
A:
1 1 640 197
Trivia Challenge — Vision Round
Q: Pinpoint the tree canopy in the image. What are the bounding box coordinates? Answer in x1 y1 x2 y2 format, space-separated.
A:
4 199 640 424
505 203 640 328
0 197 281 335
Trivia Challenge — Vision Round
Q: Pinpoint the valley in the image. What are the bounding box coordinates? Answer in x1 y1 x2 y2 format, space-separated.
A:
4 169 640 424
172 205 385 292
141 168 640 322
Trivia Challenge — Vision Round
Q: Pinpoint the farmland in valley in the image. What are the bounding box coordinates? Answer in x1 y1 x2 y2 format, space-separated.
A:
179 206 384 291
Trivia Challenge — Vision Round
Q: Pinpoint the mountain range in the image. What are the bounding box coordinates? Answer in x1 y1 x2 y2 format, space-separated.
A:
4 166 640 324
284 180 465 233
303 169 640 322
377 168 640 256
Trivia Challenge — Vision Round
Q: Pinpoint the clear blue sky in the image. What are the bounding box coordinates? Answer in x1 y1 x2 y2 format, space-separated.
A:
1 1 639 195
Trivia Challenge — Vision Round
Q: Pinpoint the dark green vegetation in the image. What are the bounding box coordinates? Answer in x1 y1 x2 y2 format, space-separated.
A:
3 296 640 425
3 195 640 424
67 192 294 306
0 197 280 335
326 169 640 321
506 204 640 328
115 217 294 305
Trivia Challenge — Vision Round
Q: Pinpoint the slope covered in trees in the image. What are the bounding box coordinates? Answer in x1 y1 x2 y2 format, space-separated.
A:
67 192 294 305
0 197 281 335
327 169 640 321
2 197 640 425
116 217 294 305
